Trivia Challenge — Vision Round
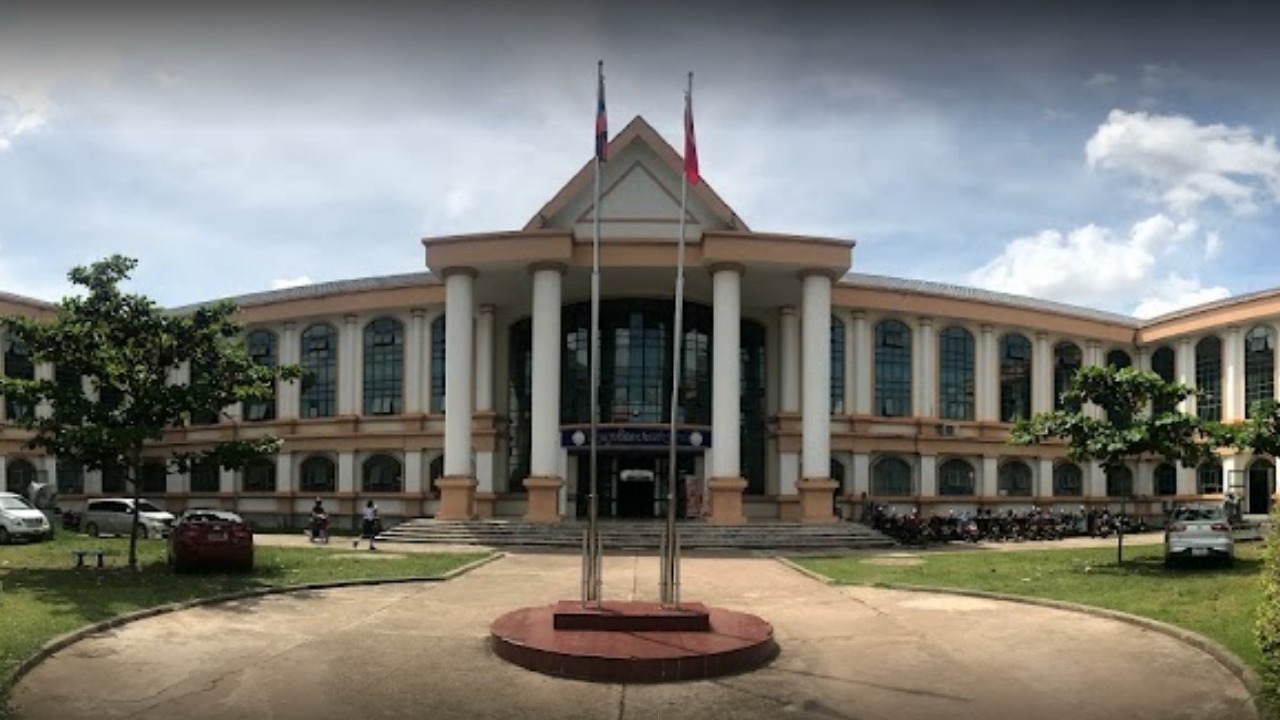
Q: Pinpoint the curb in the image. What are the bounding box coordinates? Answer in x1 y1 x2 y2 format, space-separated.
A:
775 556 1270 720
4 551 504 695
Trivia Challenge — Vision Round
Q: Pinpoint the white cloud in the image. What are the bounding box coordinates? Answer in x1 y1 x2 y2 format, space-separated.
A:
1204 231 1223 261
967 213 1200 309
271 276 312 290
1085 110 1280 215
1084 72 1116 89
1131 274 1231 319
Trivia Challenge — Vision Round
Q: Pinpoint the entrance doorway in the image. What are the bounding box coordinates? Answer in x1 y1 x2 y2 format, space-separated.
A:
1248 460 1274 515
574 451 697 519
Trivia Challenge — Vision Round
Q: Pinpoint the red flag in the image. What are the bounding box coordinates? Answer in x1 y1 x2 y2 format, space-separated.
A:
684 89 699 185
595 63 608 162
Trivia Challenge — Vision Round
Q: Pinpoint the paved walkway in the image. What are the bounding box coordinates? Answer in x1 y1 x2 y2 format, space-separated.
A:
10 536 1256 720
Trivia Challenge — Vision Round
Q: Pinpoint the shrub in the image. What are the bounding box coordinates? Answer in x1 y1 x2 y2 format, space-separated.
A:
1258 503 1280 711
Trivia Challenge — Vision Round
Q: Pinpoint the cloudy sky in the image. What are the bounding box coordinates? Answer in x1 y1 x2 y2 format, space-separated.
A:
2 1 1280 318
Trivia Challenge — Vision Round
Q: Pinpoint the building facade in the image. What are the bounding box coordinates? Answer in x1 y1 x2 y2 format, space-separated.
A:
2 116 1277 528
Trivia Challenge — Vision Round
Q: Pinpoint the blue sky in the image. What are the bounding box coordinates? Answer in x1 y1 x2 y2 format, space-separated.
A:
2 1 1280 318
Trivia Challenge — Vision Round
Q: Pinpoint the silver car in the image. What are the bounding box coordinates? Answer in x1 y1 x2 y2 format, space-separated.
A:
1164 505 1234 568
83 498 175 539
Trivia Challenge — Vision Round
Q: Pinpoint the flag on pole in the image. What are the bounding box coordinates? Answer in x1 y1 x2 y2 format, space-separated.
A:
684 87 699 185
595 63 608 162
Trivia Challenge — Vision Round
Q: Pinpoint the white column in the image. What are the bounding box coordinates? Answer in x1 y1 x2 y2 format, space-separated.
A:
1225 325 1242 421
530 266 562 478
915 317 934 418
443 270 476 478
275 452 293 494
84 469 102 495
424 312 439 413
338 451 355 493
338 314 358 415
779 306 800 495
280 322 299 420
1033 332 1051 414
918 454 937 497
851 452 871 497
852 312 872 415
1086 461 1105 498
1178 337 1195 415
1085 340 1102 419
1037 457 1054 498
801 271 831 479
405 310 425 414
1273 323 1280 404
712 265 742 479
476 305 495 413
1177 464 1197 496
219 467 235 494
34 361 53 419
843 313 855 415
976 325 993 421
981 456 999 498
404 450 424 494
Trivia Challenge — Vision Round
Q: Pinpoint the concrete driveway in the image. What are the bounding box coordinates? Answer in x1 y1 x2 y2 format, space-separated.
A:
10 547 1256 720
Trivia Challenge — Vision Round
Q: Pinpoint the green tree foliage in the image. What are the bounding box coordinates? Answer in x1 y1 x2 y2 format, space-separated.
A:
1009 365 1225 562
0 255 302 569
1259 504 1280 710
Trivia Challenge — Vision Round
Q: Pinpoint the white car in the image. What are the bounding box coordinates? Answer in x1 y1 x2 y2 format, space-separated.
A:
1164 505 1234 568
0 491 53 544
83 498 176 539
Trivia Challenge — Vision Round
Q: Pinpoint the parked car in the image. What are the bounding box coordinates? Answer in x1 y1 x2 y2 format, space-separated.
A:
167 509 254 573
0 491 53 544
1164 505 1234 568
82 498 175 539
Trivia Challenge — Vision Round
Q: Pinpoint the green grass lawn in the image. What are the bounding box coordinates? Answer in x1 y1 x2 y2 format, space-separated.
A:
0 535 488 717
794 542 1266 673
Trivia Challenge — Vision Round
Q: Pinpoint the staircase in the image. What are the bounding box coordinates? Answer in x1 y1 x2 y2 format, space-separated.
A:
377 518 894 552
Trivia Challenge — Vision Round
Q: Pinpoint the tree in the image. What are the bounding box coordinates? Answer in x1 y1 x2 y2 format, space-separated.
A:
1009 365 1224 564
0 256 302 569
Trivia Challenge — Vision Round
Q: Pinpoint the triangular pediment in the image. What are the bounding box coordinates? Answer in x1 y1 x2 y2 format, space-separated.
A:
524 116 746 239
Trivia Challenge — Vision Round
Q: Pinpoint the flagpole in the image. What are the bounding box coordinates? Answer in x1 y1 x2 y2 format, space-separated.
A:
585 60 605 604
662 71 694 606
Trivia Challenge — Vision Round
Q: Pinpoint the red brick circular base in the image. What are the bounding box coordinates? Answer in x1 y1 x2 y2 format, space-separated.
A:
490 601 778 683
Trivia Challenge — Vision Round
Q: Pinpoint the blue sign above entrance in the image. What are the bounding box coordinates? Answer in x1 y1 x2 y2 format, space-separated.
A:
561 426 711 450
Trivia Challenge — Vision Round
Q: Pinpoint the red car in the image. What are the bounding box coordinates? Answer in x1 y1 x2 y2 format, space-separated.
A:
168 509 254 573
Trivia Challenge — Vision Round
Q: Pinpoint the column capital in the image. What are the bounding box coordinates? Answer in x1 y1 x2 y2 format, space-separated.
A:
344 314 358 325
1086 339 1101 350
981 324 994 334
796 267 841 281
1180 336 1192 347
440 266 479 280
779 306 797 317
283 320 296 331
918 316 933 327
1227 325 1241 336
478 304 496 315
852 310 866 321
707 261 745 276
527 261 568 276
410 308 426 318
1036 331 1049 341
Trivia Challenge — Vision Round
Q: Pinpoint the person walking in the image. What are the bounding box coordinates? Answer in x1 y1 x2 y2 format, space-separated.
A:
353 500 379 551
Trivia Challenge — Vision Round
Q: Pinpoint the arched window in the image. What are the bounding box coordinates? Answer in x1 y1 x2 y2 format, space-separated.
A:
300 323 337 418
1105 465 1133 497
300 455 336 493
1151 346 1176 414
363 317 404 416
1053 462 1082 497
1197 461 1223 494
831 316 845 414
1000 333 1032 422
938 459 975 496
4 336 34 421
242 459 276 493
190 459 220 493
1153 462 1177 496
874 320 911 417
1245 326 1275 414
1053 342 1083 412
938 326 974 420
431 315 446 413
1195 336 1222 421
244 329 278 422
871 456 912 496
363 454 403 493
140 461 168 494
56 459 84 495
1106 349 1131 369
429 455 445 496
5 459 36 494
998 460 1033 497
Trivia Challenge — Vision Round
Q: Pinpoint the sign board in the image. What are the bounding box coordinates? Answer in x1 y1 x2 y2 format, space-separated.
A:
560 426 711 449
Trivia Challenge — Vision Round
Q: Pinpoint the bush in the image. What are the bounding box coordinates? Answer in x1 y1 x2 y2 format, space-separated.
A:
1258 504 1280 711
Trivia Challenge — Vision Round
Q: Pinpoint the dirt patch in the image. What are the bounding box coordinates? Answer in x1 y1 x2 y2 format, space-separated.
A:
862 557 925 567
327 553 407 560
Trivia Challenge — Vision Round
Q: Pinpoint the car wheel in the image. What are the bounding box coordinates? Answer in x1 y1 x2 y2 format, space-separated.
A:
85 522 100 538
1163 554 1177 569
1223 555 1235 569
0 527 10 545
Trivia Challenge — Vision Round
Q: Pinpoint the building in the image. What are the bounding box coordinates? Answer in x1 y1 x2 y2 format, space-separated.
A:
2 116 1277 528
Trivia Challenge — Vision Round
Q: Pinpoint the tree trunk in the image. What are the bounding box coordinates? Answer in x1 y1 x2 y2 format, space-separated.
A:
127 451 142 571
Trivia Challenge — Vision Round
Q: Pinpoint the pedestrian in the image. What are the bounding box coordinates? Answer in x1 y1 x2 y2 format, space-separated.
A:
353 499 379 551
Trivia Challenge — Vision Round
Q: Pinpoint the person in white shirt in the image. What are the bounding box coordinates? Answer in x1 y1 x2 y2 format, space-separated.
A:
353 500 379 550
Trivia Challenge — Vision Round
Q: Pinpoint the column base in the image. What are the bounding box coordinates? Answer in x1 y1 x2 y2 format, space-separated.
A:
777 496 800 522
436 476 478 520
798 478 839 523
707 477 748 525
523 476 563 523
475 492 497 519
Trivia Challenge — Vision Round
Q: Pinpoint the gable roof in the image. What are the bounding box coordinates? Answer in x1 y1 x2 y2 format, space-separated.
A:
523 115 748 232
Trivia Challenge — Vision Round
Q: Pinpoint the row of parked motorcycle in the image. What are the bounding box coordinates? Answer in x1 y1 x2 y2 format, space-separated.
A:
870 507 1150 546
